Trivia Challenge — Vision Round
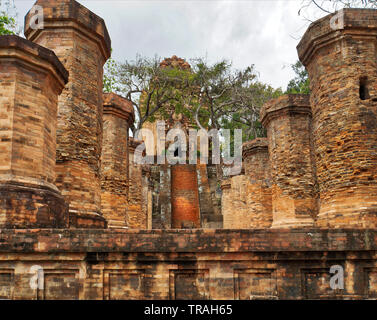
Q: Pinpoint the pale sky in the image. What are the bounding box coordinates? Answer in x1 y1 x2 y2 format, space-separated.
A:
13 0 328 90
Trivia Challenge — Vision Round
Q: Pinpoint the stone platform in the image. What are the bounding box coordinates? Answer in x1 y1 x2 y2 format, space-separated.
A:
0 228 376 300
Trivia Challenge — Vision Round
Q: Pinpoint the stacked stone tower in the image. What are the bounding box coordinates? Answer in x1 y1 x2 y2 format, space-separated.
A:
24 0 111 228
297 9 377 228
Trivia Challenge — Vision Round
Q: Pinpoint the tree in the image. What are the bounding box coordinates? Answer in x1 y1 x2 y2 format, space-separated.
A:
103 55 283 139
0 0 17 35
299 0 377 22
285 60 310 95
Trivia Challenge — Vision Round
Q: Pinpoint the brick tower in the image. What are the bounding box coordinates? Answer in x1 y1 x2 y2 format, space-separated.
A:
297 9 377 228
25 0 111 228
261 94 317 228
0 36 68 228
101 93 134 228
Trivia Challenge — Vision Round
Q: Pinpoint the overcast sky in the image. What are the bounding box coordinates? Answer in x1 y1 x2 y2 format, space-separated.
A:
13 0 327 90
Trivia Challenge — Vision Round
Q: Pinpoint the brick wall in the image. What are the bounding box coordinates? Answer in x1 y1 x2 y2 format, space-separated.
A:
0 228 375 299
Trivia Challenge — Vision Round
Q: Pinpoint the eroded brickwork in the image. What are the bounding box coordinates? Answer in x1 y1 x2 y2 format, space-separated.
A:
25 0 111 228
261 95 317 228
128 138 147 229
0 35 68 228
222 139 272 229
101 93 134 228
297 9 377 228
2 0 377 300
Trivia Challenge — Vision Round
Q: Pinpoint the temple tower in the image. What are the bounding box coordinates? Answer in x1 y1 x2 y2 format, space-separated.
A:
25 0 111 228
297 9 377 228
101 93 134 228
261 94 317 228
0 35 68 228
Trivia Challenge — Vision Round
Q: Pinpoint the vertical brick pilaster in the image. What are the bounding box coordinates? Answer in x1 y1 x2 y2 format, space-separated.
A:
171 164 201 228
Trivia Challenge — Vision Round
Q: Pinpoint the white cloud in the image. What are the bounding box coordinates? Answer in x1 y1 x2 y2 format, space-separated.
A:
15 0 318 90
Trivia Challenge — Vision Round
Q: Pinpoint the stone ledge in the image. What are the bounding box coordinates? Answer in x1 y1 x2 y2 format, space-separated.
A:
103 92 135 124
242 138 268 159
0 35 68 85
0 228 375 253
260 94 311 127
297 8 377 65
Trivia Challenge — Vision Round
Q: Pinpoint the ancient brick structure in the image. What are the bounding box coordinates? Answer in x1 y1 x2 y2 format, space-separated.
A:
171 164 201 228
222 139 272 229
297 9 377 228
260 95 317 228
24 0 111 228
2 1 377 300
0 35 68 228
101 93 134 228
128 138 147 229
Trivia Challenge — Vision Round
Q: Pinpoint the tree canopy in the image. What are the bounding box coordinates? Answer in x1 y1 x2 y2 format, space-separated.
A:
103 55 282 141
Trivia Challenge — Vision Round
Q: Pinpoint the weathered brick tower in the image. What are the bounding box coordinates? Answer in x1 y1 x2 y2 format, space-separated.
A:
0 35 68 228
2 1 377 300
101 93 134 228
297 9 377 228
261 95 317 228
222 138 272 229
24 0 111 228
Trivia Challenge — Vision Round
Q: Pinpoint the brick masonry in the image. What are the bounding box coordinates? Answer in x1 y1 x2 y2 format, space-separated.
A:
101 93 134 228
171 164 201 228
0 228 375 299
261 95 317 228
25 0 111 228
1 1 377 300
297 9 377 228
0 35 68 228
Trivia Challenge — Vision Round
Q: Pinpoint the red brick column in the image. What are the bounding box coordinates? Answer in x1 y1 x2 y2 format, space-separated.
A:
25 0 111 228
171 164 201 229
0 36 68 228
261 94 317 228
101 93 134 228
297 9 377 228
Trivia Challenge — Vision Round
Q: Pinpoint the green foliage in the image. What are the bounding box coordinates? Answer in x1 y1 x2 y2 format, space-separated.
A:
0 0 18 35
103 54 283 139
0 15 15 35
285 61 310 95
